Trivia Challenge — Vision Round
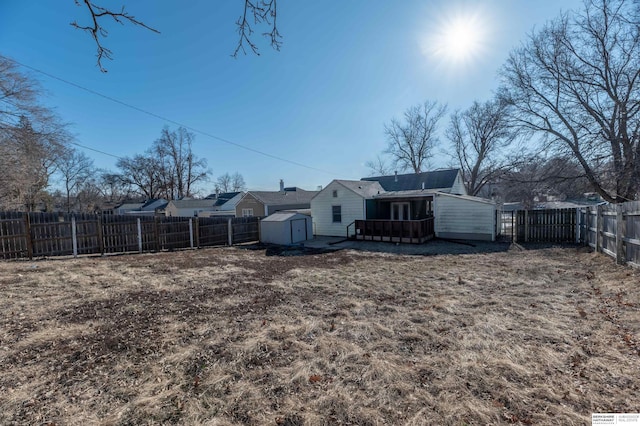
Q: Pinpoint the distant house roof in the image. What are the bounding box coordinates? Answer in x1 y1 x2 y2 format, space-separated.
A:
141 198 168 211
168 199 218 209
249 189 318 206
362 169 460 192
115 202 144 211
334 180 385 198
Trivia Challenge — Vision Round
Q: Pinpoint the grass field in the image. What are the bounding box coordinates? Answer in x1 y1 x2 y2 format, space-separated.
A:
0 244 639 425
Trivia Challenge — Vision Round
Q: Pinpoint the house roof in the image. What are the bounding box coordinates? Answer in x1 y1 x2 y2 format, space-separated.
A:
168 199 218 209
115 202 144 211
335 180 385 198
204 192 242 206
141 198 168 210
248 189 318 206
361 169 460 192
434 192 497 205
373 189 436 200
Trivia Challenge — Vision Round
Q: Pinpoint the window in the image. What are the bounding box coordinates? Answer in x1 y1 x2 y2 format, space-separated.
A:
332 205 342 223
242 208 254 217
332 190 338 198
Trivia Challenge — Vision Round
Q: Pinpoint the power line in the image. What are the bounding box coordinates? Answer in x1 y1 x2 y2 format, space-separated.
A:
5 56 337 176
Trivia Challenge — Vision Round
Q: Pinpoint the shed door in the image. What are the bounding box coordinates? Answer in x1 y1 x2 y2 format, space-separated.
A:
290 219 308 243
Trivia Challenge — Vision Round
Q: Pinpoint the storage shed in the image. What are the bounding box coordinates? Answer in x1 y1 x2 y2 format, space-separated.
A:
433 192 499 241
260 212 313 245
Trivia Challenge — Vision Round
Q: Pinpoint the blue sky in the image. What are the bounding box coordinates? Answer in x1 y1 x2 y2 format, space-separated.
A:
0 1 583 193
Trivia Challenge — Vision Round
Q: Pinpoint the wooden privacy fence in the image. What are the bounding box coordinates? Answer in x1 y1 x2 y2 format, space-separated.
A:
0 212 261 260
581 201 640 268
506 208 579 243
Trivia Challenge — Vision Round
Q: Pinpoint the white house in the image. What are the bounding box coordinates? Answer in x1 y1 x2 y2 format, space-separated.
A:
310 180 384 237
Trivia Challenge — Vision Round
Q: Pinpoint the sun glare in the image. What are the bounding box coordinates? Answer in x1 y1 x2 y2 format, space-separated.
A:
423 7 490 68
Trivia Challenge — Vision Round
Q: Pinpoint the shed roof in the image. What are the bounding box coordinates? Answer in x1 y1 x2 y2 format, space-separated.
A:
362 169 460 192
261 212 310 222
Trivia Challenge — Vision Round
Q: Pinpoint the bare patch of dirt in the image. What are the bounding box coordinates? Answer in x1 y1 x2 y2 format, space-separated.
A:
0 245 638 425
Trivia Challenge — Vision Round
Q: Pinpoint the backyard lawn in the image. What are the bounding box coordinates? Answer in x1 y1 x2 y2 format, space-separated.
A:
0 244 638 425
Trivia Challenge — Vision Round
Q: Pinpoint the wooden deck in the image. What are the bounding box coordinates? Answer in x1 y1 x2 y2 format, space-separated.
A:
353 218 434 244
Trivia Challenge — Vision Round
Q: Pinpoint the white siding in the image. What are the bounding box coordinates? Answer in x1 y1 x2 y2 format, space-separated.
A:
434 193 496 241
311 181 366 237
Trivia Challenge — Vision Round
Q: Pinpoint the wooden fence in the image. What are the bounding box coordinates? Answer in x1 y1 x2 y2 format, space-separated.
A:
501 208 579 243
581 201 640 268
0 212 261 260
500 202 640 268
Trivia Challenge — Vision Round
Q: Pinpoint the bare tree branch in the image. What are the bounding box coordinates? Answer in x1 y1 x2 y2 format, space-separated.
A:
71 0 160 72
233 0 282 57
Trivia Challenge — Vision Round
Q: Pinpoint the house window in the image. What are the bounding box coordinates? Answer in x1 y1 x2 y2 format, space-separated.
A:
332 190 338 198
332 205 342 223
242 208 254 217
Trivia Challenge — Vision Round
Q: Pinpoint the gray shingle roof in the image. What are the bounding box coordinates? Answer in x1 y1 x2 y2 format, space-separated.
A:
169 199 217 209
361 169 460 192
250 189 318 206
335 180 385 198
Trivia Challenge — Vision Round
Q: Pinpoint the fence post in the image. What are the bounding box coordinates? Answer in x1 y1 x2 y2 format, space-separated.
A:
72 216 78 258
596 205 603 254
189 218 194 249
524 210 529 243
24 213 33 260
137 218 143 253
228 217 233 246
194 217 200 248
616 204 624 265
97 214 105 255
154 217 161 252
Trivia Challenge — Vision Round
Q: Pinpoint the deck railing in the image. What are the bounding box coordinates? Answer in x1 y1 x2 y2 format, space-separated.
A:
353 218 434 244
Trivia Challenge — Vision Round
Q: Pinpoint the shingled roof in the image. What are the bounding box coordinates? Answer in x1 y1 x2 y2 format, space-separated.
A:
361 169 460 192
249 189 318 206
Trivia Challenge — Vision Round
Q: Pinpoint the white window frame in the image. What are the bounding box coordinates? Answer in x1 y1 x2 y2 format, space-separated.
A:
242 208 254 217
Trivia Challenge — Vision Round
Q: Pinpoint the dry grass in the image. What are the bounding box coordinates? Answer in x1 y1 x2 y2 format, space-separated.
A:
0 244 639 425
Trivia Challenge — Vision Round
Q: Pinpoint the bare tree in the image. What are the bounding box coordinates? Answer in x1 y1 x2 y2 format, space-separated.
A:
116 154 163 199
500 155 593 208
153 126 208 199
0 56 71 211
70 1 281 72
0 116 69 211
500 0 640 202
384 101 447 174
231 172 247 192
215 172 246 193
215 173 232 193
57 149 95 212
365 155 392 176
97 171 132 203
446 99 518 196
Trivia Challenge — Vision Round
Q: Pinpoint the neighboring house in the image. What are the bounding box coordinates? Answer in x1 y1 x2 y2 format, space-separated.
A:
113 199 168 216
361 168 466 195
164 193 243 217
165 199 217 217
310 180 384 237
235 187 318 217
311 168 499 241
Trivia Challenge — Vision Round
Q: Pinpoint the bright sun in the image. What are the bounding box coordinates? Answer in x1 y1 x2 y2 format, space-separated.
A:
424 9 489 67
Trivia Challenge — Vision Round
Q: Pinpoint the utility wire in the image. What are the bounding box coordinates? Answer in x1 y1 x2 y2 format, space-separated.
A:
5 56 337 175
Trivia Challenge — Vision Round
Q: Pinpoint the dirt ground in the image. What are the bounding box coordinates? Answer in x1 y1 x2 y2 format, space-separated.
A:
0 243 639 425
